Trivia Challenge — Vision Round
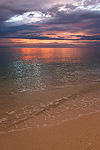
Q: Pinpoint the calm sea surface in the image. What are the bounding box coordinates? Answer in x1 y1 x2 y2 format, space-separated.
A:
0 47 100 131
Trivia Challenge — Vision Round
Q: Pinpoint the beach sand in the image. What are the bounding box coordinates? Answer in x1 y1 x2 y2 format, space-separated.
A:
0 112 100 150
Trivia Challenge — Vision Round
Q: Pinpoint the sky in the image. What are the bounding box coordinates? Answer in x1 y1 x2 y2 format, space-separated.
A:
0 0 100 48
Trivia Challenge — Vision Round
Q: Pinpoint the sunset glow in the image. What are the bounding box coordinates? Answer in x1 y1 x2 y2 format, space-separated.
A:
18 47 86 63
0 0 100 48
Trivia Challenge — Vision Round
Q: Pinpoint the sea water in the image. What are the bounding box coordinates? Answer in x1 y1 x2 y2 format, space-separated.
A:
0 47 100 132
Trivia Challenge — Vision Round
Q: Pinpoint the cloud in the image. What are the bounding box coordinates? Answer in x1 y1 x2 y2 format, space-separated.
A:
76 35 100 40
83 0 100 7
1 8 100 41
0 0 68 21
66 4 78 10
0 4 27 22
6 11 51 26
0 0 100 48
0 0 100 22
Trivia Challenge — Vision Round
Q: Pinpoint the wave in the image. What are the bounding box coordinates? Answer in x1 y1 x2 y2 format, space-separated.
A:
0 82 100 131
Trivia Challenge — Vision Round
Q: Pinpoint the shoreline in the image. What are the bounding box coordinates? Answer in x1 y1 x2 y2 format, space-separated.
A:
0 83 100 132
0 111 100 150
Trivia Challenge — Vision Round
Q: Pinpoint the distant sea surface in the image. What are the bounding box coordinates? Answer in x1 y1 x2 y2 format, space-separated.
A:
0 47 100 132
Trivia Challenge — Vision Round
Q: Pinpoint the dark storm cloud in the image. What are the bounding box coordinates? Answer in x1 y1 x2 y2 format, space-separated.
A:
76 35 100 40
0 4 27 22
2 24 100 41
0 0 100 45
41 8 100 36
0 29 72 40
43 10 100 24
0 24 38 38
1 9 100 40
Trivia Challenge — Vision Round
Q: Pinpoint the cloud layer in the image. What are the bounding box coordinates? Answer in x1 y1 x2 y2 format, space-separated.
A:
0 0 100 47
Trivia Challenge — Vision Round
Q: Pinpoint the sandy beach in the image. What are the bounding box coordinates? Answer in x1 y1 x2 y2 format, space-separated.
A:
0 112 100 150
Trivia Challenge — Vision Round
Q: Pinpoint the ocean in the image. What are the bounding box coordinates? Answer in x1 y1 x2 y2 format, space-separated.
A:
0 47 100 132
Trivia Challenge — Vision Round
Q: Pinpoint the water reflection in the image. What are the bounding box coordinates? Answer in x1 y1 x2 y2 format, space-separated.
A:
20 48 83 63
0 48 100 93
18 48 100 63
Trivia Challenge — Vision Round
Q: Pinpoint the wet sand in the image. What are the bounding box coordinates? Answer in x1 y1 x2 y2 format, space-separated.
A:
0 111 100 150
